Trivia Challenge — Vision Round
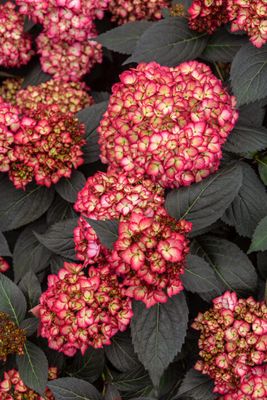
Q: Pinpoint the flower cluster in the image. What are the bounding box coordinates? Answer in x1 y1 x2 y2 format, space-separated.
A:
0 257 10 273
188 0 229 34
98 61 238 188
73 169 164 265
193 291 267 398
33 262 133 356
0 367 57 400
0 2 33 68
227 0 267 48
110 210 192 308
0 311 26 361
16 79 93 114
0 79 23 105
0 99 85 188
16 0 107 81
108 0 169 24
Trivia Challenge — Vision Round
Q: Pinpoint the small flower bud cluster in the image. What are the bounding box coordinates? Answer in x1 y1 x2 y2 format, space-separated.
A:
0 311 26 361
0 99 85 188
227 0 267 48
188 0 229 34
0 257 10 273
36 33 103 81
110 209 192 308
0 2 33 68
73 169 164 265
108 0 169 24
192 291 267 397
0 79 23 105
34 262 133 356
98 61 238 188
16 79 93 114
0 367 57 400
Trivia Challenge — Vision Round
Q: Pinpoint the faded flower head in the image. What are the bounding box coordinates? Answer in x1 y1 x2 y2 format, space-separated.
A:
188 0 229 34
74 169 165 265
0 311 26 361
0 2 34 68
16 80 93 114
227 0 267 48
0 367 57 400
193 291 267 396
109 209 192 308
108 0 169 24
33 262 133 356
0 257 10 273
0 79 23 105
98 61 238 188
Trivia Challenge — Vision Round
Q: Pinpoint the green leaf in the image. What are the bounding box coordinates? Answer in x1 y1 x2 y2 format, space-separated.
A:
126 17 208 65
55 171 86 203
0 176 55 231
17 341 48 395
0 273 26 324
113 366 153 394
19 270 41 308
131 293 188 387
182 255 222 301
249 215 267 253
165 163 242 232
0 231 11 256
46 196 77 225
222 163 267 237
34 218 78 260
68 348 105 383
231 43 267 106
258 156 267 185
202 28 247 62
85 219 119 250
48 377 102 400
97 21 153 54
105 331 140 372
224 124 267 155
192 236 258 294
20 317 39 336
176 369 216 400
238 100 267 127
21 62 51 88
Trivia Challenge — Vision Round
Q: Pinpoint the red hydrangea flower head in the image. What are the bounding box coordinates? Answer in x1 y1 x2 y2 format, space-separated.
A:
0 367 57 400
0 2 34 68
227 0 267 48
192 291 267 396
37 34 103 82
109 208 192 308
108 0 169 24
0 257 10 273
98 61 238 188
0 79 23 105
16 80 93 114
73 169 165 265
188 0 229 34
33 262 133 356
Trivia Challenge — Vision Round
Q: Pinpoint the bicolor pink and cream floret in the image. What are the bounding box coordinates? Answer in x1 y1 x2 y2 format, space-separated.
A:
0 2 33 68
33 262 133 356
98 61 238 189
109 209 192 308
188 0 229 34
73 169 164 265
0 257 10 273
108 0 169 24
193 291 267 398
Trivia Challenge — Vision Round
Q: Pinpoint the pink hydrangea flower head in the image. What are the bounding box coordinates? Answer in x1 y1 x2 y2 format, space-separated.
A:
16 80 93 114
0 2 34 68
227 0 267 48
34 262 133 356
0 257 10 273
192 292 267 396
188 0 229 34
37 33 103 81
98 61 238 188
0 367 57 400
109 208 192 308
108 0 170 24
73 169 165 265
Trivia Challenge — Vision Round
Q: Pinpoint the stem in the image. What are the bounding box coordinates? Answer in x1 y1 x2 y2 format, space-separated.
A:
215 62 224 82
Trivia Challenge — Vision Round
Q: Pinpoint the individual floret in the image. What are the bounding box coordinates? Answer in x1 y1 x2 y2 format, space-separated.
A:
192 291 267 397
73 169 164 265
108 0 169 24
188 0 229 34
98 61 238 189
0 311 26 361
109 209 192 308
32 262 133 356
0 257 10 273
